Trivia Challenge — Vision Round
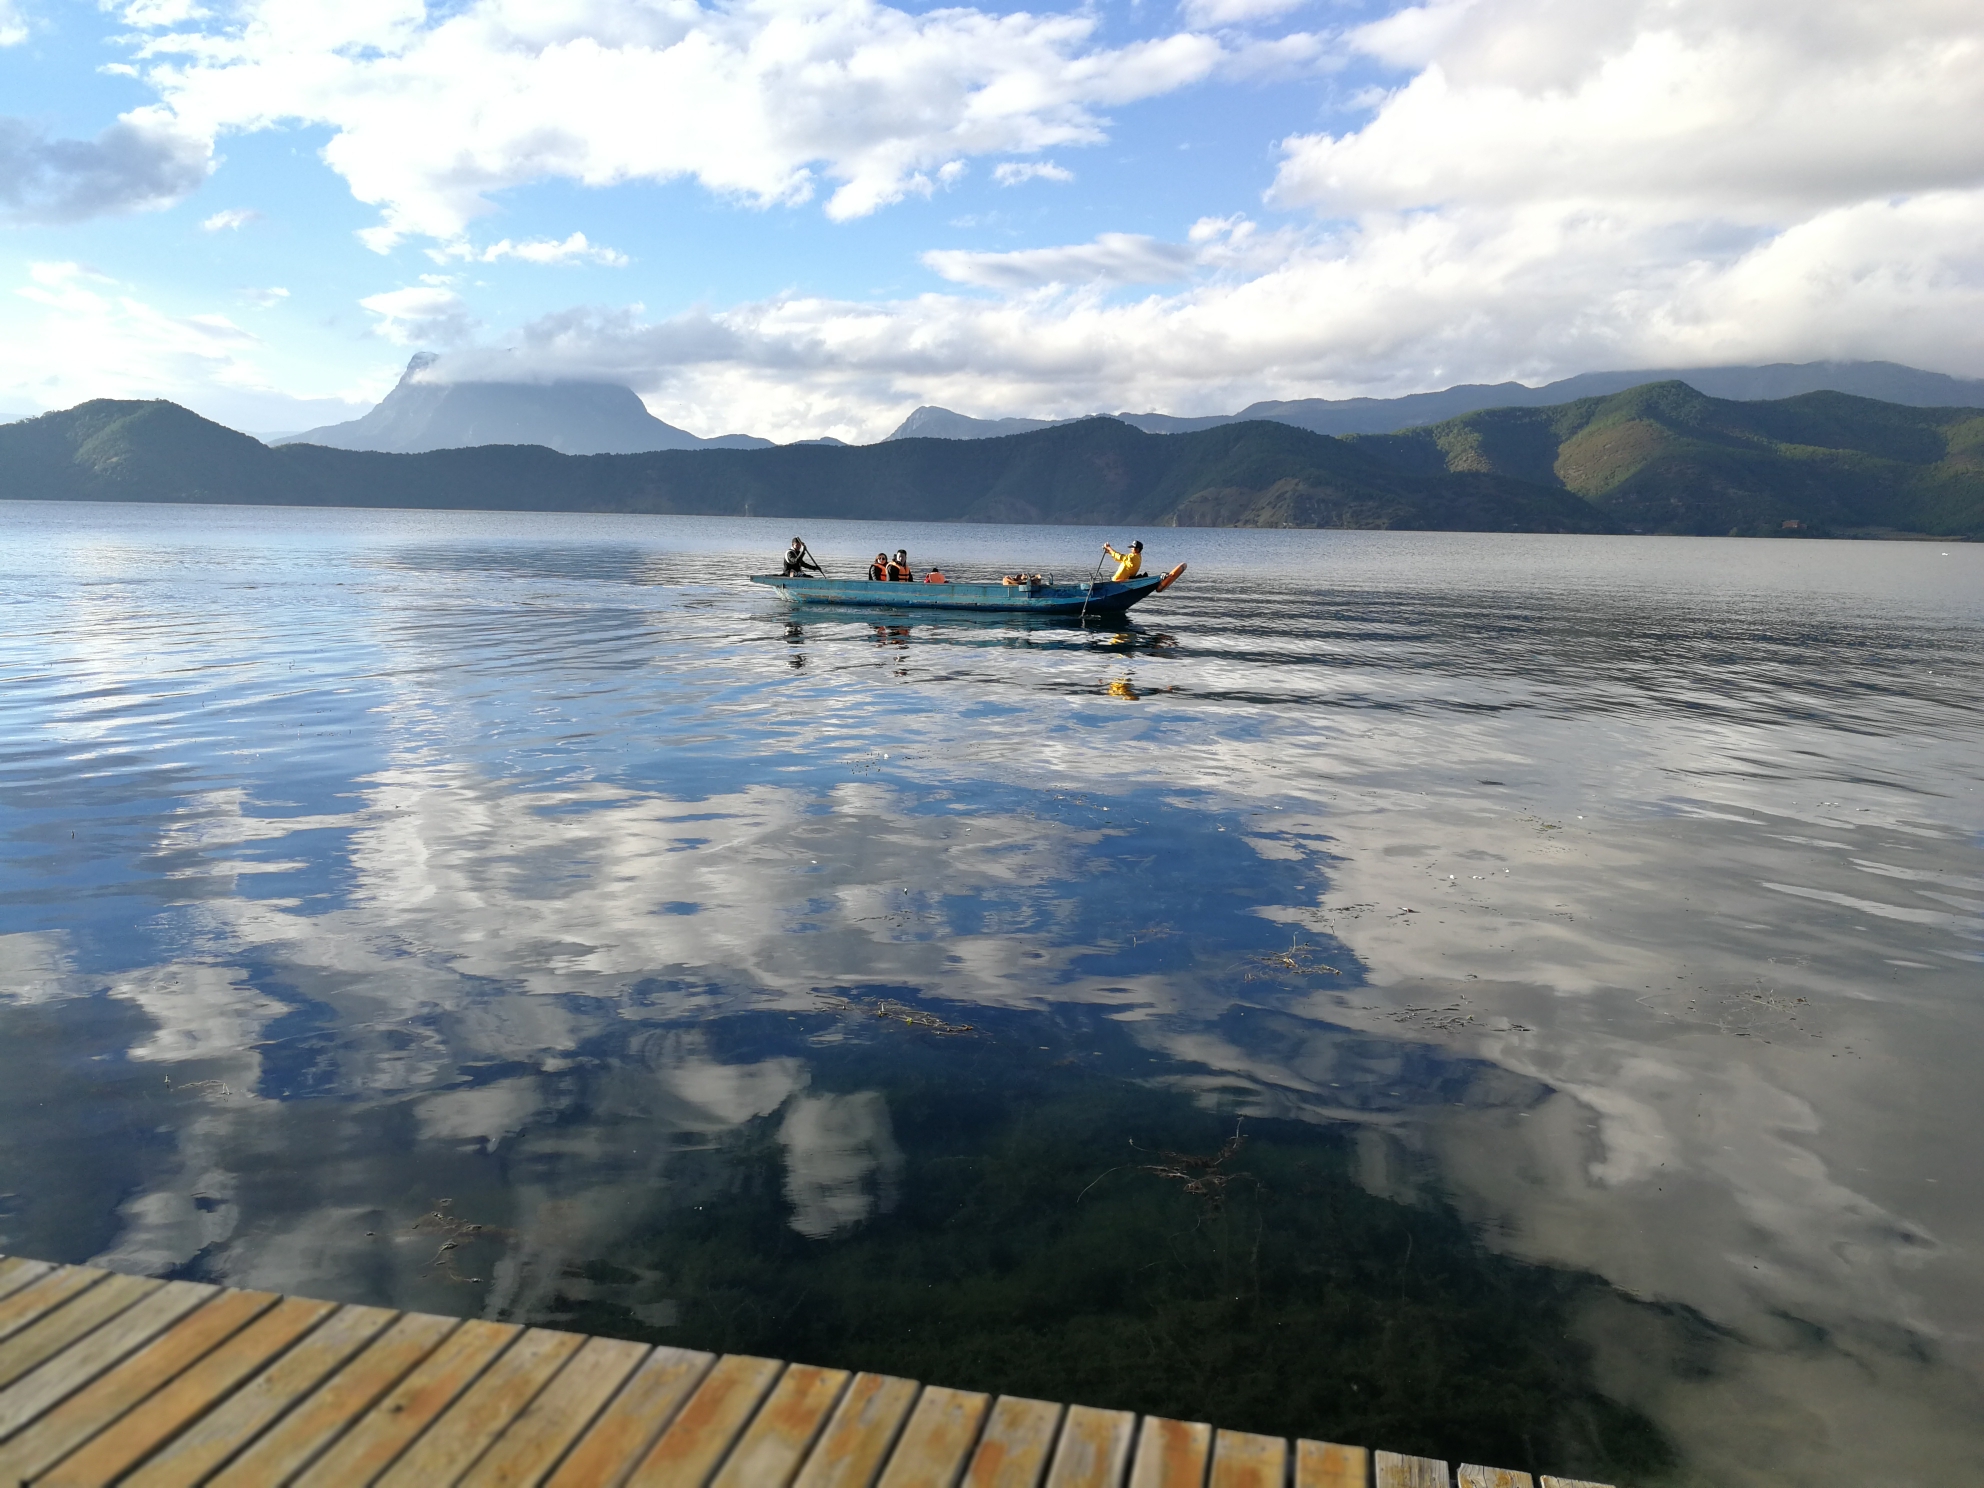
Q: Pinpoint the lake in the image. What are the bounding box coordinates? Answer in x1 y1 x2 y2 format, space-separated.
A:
2 500 1980 1486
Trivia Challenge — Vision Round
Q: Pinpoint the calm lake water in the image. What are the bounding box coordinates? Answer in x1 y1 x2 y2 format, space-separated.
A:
3 500 1981 1486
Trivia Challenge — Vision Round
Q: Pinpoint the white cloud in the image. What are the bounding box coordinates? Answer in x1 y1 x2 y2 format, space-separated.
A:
0 0 27 47
0 109 209 223
924 231 1196 289
359 284 478 345
1181 0 1311 29
126 0 1230 247
0 260 274 411
200 206 259 231
1276 0 1984 220
992 160 1073 187
437 231 631 267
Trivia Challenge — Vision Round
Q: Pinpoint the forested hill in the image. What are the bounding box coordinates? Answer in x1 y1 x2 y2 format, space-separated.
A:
1344 382 1984 537
2 383 1979 538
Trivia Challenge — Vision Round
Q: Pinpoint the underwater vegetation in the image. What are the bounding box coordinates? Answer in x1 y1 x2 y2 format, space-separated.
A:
547 1007 1684 1485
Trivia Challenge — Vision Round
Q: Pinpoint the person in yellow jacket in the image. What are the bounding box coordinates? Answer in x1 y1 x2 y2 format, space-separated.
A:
1102 539 1143 581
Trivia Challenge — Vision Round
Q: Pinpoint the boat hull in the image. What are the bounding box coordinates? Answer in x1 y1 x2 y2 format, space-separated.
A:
750 574 1166 615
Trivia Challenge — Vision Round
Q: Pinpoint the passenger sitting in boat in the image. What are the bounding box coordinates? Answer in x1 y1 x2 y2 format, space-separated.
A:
868 552 889 581
923 567 948 583
1102 540 1143 581
887 550 913 581
1001 572 1042 586
781 537 822 577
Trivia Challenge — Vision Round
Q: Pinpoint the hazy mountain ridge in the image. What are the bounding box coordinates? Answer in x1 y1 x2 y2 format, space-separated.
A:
3 384 1978 539
280 354 772 454
889 360 1984 442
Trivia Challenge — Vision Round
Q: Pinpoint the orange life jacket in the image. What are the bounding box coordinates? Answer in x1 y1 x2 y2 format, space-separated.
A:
869 559 888 580
887 559 910 581
923 570 946 583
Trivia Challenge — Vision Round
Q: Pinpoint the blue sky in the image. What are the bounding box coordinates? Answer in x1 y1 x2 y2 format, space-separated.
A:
2 0 1981 442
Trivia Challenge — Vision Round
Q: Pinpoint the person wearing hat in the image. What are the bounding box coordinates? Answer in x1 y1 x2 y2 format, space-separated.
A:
1102 539 1143 581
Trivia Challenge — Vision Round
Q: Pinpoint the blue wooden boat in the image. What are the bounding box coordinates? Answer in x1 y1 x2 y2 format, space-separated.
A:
751 565 1184 616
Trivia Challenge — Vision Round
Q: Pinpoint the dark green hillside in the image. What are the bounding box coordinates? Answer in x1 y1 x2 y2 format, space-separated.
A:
0 401 1614 534
4 386 1978 536
1351 383 1984 537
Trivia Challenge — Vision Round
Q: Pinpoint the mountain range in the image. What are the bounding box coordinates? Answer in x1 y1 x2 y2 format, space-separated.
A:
4 382 1979 539
888 360 1984 442
278 354 772 454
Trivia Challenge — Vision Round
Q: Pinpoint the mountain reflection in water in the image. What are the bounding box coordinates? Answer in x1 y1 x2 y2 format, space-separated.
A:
2 504 1981 1487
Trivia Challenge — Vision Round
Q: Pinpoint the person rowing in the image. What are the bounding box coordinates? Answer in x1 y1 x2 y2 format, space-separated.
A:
1102 539 1143 581
781 536 823 577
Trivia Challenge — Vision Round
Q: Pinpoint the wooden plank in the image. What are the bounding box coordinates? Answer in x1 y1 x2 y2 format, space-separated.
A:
0 1271 162 1391
1127 1418 1211 1488
1209 1429 1285 1488
1044 1404 1134 1488
1294 1441 1366 1488
38 1294 337 1487
208 1311 460 1488
461 1335 651 1488
961 1396 1064 1488
374 1326 588 1487
543 1346 716 1488
0 1281 216 1442
622 1352 784 1488
0 1287 277 1484
1374 1451 1447 1488
121 1303 399 1488
1457 1468 1530 1488
709 1362 851 1488
1538 1478 1615 1488
0 1266 105 1346
0 1258 55 1303
873 1385 990 1488
292 1318 521 1488
792 1372 920 1488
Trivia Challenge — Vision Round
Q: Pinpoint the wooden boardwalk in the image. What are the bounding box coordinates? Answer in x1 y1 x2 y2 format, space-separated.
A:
0 1253 1617 1488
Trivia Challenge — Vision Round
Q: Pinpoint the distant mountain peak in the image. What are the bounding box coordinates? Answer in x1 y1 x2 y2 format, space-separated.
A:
277 359 771 455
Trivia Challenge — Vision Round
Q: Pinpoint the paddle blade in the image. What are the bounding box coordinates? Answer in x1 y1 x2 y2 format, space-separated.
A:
1155 562 1187 593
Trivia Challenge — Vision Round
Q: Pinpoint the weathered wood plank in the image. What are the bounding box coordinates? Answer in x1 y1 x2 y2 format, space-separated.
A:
38 1294 337 1487
1295 1440 1366 1488
292 1317 521 1488
873 1385 990 1488
1209 1428 1286 1488
0 1280 216 1442
208 1311 460 1488
1044 1404 1134 1488
709 1362 851 1488
121 1303 399 1488
1375 1450 1447 1488
1127 1417 1212 1488
1538 1478 1615 1488
961 1395 1064 1488
0 1287 277 1484
461 1334 651 1488
0 1266 104 1346
1458 1467 1531 1488
543 1345 716 1488
623 1352 785 1488
0 1258 54 1304
375 1325 588 1487
792 1371 920 1488
0 1271 162 1392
